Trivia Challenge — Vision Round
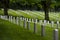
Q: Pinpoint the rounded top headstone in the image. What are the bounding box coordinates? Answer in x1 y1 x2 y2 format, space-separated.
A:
55 29 58 31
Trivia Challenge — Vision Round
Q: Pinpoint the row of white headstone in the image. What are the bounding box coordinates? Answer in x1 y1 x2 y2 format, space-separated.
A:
0 15 60 29
0 15 59 40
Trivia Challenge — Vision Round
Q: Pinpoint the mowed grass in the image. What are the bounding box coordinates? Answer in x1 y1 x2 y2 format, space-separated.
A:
0 19 41 40
0 19 60 40
0 9 60 40
19 19 60 40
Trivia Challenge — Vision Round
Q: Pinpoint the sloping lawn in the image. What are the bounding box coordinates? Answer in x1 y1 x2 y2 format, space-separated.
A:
0 9 60 40
0 19 60 40
0 19 41 40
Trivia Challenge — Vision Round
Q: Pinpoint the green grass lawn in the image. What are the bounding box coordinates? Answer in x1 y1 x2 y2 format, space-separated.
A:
0 19 60 40
0 9 60 40
16 18 60 40
0 19 41 40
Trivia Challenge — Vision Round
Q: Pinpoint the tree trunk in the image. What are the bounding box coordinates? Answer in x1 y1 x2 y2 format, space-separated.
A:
45 9 49 21
4 6 8 15
3 0 9 15
41 1 50 21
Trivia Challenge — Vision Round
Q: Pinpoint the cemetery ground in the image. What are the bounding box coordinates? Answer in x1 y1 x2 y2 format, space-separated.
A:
0 19 54 40
0 19 41 40
0 9 60 40
0 18 60 40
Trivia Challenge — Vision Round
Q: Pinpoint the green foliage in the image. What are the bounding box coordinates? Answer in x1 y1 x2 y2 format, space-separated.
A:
0 0 60 10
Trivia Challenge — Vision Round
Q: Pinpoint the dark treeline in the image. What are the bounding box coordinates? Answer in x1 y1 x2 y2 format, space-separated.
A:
9 2 42 11
0 0 60 11
9 2 60 11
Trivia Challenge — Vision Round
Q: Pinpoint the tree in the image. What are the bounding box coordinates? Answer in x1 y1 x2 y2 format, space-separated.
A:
41 0 56 21
3 0 10 15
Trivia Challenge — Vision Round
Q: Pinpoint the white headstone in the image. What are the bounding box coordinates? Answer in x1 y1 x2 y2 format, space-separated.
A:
41 24 45 36
56 21 59 29
11 16 13 22
39 20 42 25
51 21 54 27
13 17 15 24
40 20 42 23
53 29 58 40
1 15 3 19
1 15 4 19
23 18 26 28
24 18 26 21
9 16 11 21
4 16 6 20
2 16 4 19
20 17 22 20
16 17 19 25
27 20 30 30
3 16 4 19
3 16 5 19
47 21 49 24
34 22 37 33
36 19 37 23
5 16 8 20
57 21 59 24
44 20 46 24
1 15 2 18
